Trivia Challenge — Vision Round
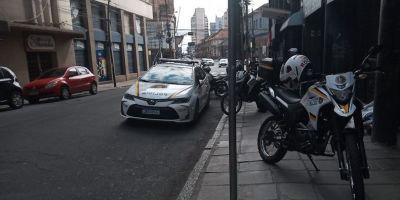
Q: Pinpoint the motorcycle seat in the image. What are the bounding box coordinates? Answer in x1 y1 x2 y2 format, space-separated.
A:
273 86 301 104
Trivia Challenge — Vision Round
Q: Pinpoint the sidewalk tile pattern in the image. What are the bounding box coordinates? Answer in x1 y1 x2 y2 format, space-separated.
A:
192 102 400 200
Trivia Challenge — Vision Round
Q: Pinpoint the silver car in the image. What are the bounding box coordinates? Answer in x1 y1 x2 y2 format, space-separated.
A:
121 60 211 123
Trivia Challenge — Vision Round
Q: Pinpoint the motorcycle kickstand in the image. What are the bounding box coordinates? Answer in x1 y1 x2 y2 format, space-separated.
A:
307 154 320 171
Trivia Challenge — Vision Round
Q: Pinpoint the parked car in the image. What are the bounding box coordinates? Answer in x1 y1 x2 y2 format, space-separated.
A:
219 58 228 67
121 58 211 123
23 66 97 104
0 66 24 109
201 58 214 66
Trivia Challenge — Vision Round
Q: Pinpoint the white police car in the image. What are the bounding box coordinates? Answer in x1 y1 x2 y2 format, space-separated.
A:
121 59 211 123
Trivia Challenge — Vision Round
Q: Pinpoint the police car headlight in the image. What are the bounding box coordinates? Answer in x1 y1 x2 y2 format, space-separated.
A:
329 88 352 103
173 97 191 104
123 93 135 101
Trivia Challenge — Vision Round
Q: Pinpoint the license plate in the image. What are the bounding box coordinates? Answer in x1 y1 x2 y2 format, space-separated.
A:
142 108 160 115
29 90 39 95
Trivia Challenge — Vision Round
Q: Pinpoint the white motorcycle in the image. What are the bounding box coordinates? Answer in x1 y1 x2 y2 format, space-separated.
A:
257 45 382 200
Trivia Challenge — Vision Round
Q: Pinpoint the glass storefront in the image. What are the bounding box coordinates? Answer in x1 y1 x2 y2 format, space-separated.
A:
74 40 89 70
95 42 108 81
113 43 123 75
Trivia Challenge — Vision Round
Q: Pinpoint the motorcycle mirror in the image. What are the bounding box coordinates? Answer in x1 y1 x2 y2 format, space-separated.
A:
358 73 368 80
288 48 298 55
368 45 383 55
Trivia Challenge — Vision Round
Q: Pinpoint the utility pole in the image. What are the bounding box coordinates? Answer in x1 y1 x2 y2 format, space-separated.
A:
164 0 173 58
106 0 116 87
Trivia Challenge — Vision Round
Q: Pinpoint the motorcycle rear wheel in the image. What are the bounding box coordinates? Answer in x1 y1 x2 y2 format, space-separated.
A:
220 95 242 115
345 133 365 200
257 116 287 164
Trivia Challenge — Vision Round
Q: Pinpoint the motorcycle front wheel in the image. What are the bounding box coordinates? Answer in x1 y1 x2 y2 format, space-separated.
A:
220 95 242 115
257 116 287 164
345 133 365 200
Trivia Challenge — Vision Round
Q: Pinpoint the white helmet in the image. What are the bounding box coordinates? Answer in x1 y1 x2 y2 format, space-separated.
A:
279 55 311 83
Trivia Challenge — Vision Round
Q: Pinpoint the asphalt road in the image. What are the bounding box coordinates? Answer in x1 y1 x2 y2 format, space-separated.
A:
0 85 224 200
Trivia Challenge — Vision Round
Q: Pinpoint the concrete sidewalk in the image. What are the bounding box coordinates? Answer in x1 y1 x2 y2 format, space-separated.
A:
98 79 135 92
190 102 400 200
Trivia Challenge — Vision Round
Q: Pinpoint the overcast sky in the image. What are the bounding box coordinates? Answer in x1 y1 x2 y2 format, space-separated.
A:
175 0 268 31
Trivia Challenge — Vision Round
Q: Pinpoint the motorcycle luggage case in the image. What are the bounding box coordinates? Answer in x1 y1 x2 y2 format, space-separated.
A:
258 91 281 117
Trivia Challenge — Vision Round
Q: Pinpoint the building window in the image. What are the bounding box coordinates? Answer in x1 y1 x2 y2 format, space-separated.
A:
70 0 85 29
127 44 137 73
138 45 146 71
92 4 105 30
124 13 134 34
110 9 120 32
136 17 143 35
113 43 123 75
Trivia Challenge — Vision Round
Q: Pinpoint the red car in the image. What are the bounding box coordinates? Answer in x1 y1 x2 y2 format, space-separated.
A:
23 66 97 104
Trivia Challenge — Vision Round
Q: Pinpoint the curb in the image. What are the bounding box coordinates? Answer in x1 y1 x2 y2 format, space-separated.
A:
176 114 228 200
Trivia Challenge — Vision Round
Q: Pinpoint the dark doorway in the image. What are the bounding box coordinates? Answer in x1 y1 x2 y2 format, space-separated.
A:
26 52 54 81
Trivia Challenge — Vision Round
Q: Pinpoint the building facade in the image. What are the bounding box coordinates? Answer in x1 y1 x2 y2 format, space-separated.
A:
248 4 270 58
146 0 175 62
0 0 81 86
195 29 227 59
191 8 209 45
0 0 153 85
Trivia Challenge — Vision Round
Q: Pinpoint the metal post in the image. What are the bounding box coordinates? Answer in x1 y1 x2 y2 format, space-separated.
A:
245 0 249 60
106 0 117 87
228 0 240 199
251 8 254 58
372 0 398 145
321 0 328 74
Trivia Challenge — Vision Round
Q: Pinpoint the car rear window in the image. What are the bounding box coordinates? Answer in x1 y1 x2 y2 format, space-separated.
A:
141 65 193 85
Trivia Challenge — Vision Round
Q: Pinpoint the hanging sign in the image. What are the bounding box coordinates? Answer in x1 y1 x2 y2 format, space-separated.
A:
27 35 55 51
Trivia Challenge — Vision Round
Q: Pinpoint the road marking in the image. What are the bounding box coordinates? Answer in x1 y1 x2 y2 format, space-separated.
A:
176 115 227 200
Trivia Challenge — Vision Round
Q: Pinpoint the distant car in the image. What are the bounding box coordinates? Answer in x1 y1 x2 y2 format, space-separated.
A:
0 66 24 109
219 58 228 67
201 58 214 66
23 66 97 104
121 59 211 123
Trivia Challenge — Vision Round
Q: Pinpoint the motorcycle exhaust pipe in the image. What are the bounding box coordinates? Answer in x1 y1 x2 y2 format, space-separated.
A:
258 91 281 116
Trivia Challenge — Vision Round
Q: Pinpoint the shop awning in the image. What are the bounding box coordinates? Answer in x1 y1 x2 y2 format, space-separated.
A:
280 10 304 32
8 22 84 38
259 7 290 19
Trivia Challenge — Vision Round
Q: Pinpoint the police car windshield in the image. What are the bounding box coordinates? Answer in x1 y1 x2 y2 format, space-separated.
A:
140 65 193 85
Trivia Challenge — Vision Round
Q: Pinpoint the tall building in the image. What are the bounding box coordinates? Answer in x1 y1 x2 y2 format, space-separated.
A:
215 16 223 30
0 0 153 85
147 0 176 60
210 16 223 35
191 8 209 45
223 11 228 29
210 22 217 35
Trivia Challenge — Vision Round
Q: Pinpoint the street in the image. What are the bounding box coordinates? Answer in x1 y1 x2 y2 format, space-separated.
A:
0 84 223 200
